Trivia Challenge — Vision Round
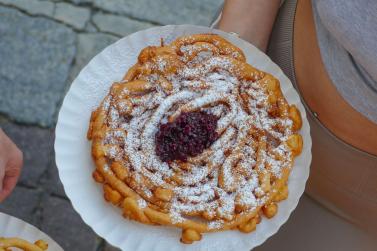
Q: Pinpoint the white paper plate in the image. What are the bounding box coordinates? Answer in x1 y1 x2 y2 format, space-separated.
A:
0 213 63 251
55 25 312 251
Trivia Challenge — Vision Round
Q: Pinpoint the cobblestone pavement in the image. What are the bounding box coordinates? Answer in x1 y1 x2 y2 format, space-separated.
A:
0 0 222 250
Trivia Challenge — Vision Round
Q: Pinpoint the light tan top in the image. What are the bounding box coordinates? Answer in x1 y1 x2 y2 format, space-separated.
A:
293 0 377 156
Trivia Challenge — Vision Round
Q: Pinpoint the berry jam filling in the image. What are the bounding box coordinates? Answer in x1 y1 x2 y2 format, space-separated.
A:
155 111 219 162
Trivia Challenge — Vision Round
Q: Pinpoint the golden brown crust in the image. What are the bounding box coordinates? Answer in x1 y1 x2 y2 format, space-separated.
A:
88 33 303 244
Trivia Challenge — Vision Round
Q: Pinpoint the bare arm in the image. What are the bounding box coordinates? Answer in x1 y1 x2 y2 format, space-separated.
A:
217 0 280 52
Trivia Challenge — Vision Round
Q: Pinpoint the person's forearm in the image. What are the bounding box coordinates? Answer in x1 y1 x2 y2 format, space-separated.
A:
218 0 280 51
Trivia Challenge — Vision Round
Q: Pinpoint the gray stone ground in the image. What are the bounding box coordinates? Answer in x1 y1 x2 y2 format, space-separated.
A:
0 0 222 250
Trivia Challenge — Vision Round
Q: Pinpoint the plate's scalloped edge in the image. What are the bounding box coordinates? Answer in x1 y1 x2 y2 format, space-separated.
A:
54 24 312 251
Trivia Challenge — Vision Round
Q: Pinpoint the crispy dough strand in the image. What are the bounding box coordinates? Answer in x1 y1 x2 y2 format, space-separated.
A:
88 33 303 244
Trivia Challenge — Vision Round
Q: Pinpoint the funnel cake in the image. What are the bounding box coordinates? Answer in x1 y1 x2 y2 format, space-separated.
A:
0 238 48 251
87 34 303 244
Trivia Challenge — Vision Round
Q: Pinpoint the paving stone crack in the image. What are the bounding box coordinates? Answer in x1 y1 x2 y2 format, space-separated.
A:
0 112 51 129
95 238 106 251
16 182 38 190
49 193 68 201
91 8 163 26
0 2 87 32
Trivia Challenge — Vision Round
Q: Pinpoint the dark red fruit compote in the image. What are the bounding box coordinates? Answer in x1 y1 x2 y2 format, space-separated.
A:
155 111 218 162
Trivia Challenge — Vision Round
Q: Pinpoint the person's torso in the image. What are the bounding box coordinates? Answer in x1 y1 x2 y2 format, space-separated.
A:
293 0 377 155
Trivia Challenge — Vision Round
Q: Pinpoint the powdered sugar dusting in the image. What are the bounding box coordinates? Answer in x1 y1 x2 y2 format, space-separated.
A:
137 198 147 209
96 36 298 228
208 220 224 230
